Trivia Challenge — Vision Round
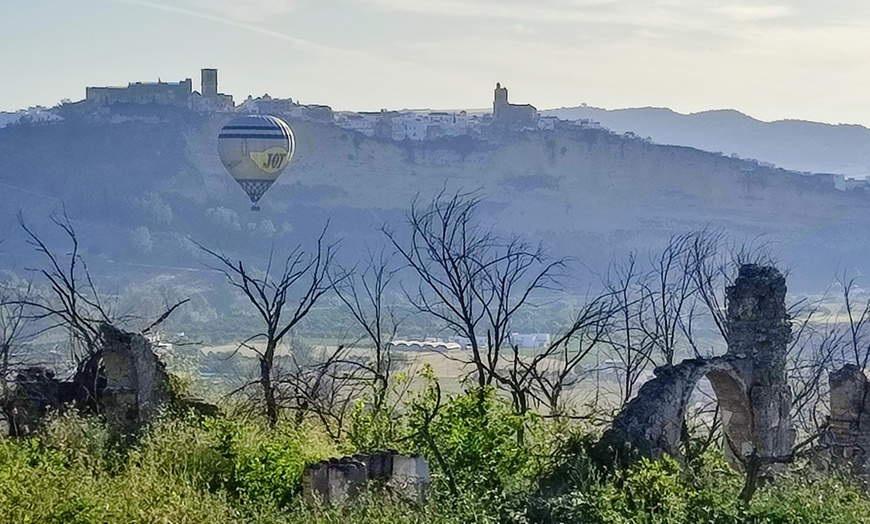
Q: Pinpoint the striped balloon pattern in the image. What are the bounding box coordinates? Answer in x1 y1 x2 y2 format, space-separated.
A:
217 115 296 210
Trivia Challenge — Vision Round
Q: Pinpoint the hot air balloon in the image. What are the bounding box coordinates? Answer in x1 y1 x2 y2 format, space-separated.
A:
218 115 296 211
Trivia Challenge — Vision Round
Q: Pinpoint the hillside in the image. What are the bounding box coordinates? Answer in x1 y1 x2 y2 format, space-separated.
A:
1 103 869 291
544 106 870 178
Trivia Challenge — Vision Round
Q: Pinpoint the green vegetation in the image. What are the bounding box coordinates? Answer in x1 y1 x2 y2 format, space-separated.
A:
3 385 870 524
4 195 870 523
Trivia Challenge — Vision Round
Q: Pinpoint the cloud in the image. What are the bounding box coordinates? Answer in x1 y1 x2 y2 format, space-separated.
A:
356 0 761 35
185 0 302 24
111 0 325 53
359 0 642 25
508 23 536 35
714 4 795 22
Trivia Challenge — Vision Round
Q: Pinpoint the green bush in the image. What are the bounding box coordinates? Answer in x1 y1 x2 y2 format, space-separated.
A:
748 471 870 524
229 424 336 506
349 397 404 452
130 414 337 507
406 377 542 500
520 456 691 524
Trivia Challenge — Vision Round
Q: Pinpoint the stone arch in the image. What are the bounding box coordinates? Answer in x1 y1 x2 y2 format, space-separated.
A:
597 264 794 467
706 369 753 461
598 356 750 462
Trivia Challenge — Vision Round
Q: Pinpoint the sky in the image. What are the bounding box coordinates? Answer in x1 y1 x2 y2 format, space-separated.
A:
2 0 869 125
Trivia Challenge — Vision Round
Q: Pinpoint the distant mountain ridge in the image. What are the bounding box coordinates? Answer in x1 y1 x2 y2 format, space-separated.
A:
543 106 870 178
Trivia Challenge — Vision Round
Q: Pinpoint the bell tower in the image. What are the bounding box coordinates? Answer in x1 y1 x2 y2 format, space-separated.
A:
493 82 508 118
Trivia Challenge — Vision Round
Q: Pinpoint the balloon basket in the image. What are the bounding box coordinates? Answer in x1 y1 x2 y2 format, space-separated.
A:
251 205 261 212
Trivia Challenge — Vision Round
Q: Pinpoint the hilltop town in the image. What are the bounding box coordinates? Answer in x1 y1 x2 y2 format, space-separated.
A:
4 67 870 193
0 68 602 140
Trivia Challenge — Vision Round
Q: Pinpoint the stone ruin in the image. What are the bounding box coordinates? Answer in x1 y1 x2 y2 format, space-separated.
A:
826 365 870 476
96 324 173 432
596 263 870 481
4 323 213 435
598 264 795 468
3 366 81 435
303 451 431 506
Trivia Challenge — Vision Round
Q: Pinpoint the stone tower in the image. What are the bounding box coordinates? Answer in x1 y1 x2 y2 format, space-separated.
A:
723 264 794 464
201 68 218 98
493 82 508 119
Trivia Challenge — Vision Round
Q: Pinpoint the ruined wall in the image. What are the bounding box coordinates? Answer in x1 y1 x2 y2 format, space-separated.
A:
99 324 171 431
4 324 173 436
6 367 80 436
598 264 794 467
303 451 430 506
827 365 870 475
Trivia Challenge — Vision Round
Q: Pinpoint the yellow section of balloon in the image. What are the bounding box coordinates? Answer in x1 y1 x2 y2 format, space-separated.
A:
249 146 290 175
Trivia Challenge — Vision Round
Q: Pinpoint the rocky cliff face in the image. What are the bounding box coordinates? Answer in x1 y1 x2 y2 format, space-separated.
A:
1 105 868 290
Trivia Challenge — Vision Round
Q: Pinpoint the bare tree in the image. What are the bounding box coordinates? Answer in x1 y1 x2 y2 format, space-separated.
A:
7 212 188 411
835 272 870 369
638 233 699 366
197 230 339 426
272 344 364 441
0 276 35 424
601 253 655 409
384 191 565 390
331 250 401 415
686 230 730 343
787 311 841 436
17 212 113 363
523 294 614 417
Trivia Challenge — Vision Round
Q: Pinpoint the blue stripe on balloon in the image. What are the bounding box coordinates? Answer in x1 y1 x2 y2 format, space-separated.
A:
218 133 288 139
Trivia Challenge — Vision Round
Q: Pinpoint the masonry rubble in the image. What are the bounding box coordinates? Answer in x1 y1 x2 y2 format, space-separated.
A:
597 264 794 468
4 323 215 435
303 451 430 506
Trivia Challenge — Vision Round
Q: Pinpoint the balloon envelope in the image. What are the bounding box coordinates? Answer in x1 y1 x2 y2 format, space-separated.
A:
218 115 295 209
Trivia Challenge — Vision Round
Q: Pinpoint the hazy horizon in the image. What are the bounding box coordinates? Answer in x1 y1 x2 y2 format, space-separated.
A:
2 0 870 126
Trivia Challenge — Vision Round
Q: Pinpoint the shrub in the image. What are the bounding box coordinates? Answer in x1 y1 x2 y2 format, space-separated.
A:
748 470 870 524
406 377 542 501
229 424 336 507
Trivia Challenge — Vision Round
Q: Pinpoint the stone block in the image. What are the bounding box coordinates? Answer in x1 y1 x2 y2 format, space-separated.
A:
326 459 366 506
302 462 329 506
302 451 430 506
389 454 431 503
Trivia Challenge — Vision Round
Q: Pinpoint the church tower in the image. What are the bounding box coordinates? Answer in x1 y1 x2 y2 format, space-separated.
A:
493 82 508 119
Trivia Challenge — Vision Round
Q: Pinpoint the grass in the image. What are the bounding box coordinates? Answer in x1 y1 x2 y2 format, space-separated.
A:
3 391 870 523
